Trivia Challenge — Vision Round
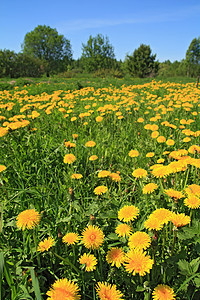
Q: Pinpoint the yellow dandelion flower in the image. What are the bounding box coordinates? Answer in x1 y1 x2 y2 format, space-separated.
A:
184 195 200 209
79 253 97 272
129 150 139 157
0 165 6 172
137 117 144 123
118 205 139 223
71 173 83 179
164 189 184 199
188 145 200 154
106 248 125 268
109 173 121 182
183 137 191 143
96 282 124 300
96 116 103 122
151 131 159 139
94 185 108 195
85 141 96 147
144 216 164 231
132 168 147 178
166 139 175 146
63 154 76 164
37 237 55 252
128 232 151 250
89 155 98 161
65 141 76 148
71 117 77 122
115 223 132 237
46 278 81 300
98 170 111 178
16 209 41 230
157 158 165 164
185 184 200 197
152 208 172 225
170 212 191 228
72 134 78 139
152 284 176 300
146 152 155 158
62 232 79 246
151 165 170 178
82 225 104 249
143 183 158 194
124 249 153 276
157 136 166 143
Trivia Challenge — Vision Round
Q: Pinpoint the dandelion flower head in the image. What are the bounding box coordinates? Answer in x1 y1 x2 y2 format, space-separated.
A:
152 284 176 300
128 231 151 250
16 209 41 230
124 249 153 276
96 282 124 300
46 278 81 300
62 232 79 246
118 205 139 223
82 225 104 249
106 247 125 268
115 223 132 237
38 237 55 252
79 253 97 272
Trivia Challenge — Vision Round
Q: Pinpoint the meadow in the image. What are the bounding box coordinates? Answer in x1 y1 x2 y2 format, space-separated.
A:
0 77 200 299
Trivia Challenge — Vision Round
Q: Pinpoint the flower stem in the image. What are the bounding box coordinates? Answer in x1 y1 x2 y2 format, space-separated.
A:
53 251 80 274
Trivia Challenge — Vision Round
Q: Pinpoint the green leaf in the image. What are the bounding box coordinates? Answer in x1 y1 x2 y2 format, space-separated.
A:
29 267 42 300
177 259 193 276
190 257 200 274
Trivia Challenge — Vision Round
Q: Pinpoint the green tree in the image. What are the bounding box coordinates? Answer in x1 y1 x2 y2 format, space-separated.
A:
186 37 200 77
81 34 115 72
22 25 73 76
0 49 17 77
125 44 159 78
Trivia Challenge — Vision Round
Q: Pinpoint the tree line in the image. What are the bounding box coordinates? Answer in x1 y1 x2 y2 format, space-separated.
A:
0 25 200 78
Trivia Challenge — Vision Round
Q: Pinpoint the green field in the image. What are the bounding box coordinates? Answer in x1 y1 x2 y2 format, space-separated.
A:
0 77 200 299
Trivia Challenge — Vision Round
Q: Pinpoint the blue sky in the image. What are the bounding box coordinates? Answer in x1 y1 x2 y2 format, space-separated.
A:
1 0 200 62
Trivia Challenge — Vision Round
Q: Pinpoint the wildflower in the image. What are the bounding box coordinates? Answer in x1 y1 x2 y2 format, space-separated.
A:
151 131 159 139
0 165 6 172
144 216 164 231
0 127 9 137
94 185 108 195
124 249 153 276
115 223 132 237
118 205 139 223
72 134 78 139
109 173 121 182
106 247 125 268
151 208 172 225
184 195 200 209
89 155 98 161
188 145 200 154
62 233 79 246
157 136 166 143
146 152 155 158
157 158 165 164
16 209 41 230
132 168 147 178
37 237 55 252
151 165 170 178
143 183 158 194
137 117 144 123
79 253 97 271
164 189 184 200
63 154 76 164
71 173 83 179
185 184 200 197
170 212 191 228
183 137 191 143
96 282 124 300
128 150 139 157
166 139 175 146
85 141 96 147
152 284 176 300
96 116 103 122
82 225 104 249
65 141 76 148
46 278 81 300
98 170 111 178
128 232 151 250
